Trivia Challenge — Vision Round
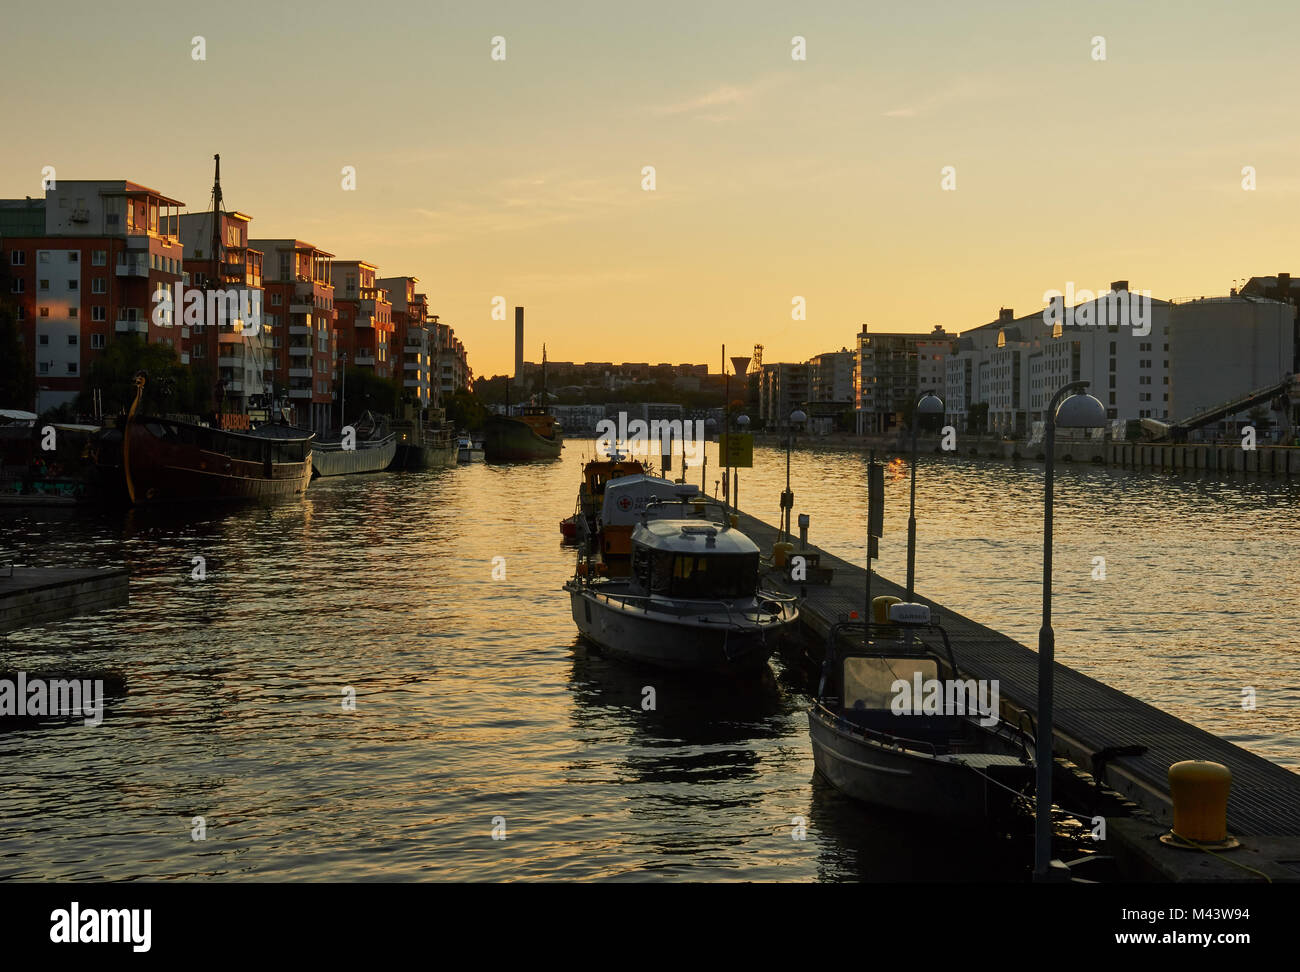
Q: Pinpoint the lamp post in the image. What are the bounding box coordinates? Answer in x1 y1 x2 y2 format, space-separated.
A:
339 350 348 432
703 417 717 492
1034 381 1107 881
905 392 945 601
735 413 749 511
782 408 807 540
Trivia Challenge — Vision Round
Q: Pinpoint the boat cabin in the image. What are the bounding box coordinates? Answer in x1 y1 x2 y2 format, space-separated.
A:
598 475 704 572
518 405 559 441
629 519 760 600
579 456 646 517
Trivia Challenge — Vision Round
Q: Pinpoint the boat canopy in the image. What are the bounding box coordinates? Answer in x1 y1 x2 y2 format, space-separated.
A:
601 474 700 526
630 519 761 599
632 518 757 555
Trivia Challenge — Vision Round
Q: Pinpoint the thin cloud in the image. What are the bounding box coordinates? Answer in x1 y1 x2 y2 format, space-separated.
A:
652 77 785 118
883 77 1002 118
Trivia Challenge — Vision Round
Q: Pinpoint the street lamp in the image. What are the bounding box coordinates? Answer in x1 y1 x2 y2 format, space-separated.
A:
735 413 750 511
1034 381 1107 882
703 417 717 492
782 408 807 540
905 391 945 600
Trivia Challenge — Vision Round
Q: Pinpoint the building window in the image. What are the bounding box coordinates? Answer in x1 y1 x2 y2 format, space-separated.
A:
39 361 50 374
38 251 49 263
68 278 78 290
39 307 49 317
68 334 78 346
92 277 106 294
10 250 25 266
92 334 106 349
92 250 106 266
67 362 78 375
272 293 281 306
69 307 77 319
39 334 49 345
38 279 49 291
92 306 105 321
68 251 78 263
11 279 23 293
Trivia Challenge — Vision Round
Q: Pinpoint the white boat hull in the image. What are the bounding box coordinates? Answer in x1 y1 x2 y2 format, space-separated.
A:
808 707 1031 820
567 584 789 675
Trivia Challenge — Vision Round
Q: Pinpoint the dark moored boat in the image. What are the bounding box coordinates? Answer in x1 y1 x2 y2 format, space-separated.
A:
483 406 562 462
312 412 396 477
808 610 1034 822
389 404 457 470
91 376 314 505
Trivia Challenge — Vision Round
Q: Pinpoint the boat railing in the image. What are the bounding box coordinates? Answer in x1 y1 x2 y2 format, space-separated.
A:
314 432 396 452
812 701 942 758
586 588 792 626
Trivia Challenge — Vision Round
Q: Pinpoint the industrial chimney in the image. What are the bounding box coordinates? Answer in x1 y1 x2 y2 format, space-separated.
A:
514 306 524 383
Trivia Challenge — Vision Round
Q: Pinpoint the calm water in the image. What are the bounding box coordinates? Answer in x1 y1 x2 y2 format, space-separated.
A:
1 441 1296 881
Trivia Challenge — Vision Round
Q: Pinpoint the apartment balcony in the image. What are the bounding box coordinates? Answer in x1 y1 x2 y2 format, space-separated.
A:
115 317 147 334
115 261 149 278
289 325 311 336
289 346 311 357
217 324 245 343
290 301 312 313
222 381 244 393
288 388 312 399
354 313 375 328
218 355 245 368
289 367 312 378
355 352 376 366
294 280 315 298
403 378 424 388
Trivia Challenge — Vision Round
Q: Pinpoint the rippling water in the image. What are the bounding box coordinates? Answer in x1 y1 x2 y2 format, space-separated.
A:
0 441 1295 881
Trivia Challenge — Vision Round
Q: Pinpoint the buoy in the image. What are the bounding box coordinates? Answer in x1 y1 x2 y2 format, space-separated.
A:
1163 760 1238 850
872 595 901 625
772 541 794 567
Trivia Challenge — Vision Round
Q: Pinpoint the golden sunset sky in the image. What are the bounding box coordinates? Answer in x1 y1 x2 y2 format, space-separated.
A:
3 0 1297 376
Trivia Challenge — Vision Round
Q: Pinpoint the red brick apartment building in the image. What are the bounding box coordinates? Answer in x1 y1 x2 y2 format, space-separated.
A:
252 239 337 432
3 180 185 411
331 260 393 379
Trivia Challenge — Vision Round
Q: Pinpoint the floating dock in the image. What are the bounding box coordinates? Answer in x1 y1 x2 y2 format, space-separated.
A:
738 509 1300 882
0 567 129 634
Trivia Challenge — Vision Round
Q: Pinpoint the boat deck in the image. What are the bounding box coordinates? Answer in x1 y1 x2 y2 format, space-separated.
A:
0 567 129 634
737 509 1300 840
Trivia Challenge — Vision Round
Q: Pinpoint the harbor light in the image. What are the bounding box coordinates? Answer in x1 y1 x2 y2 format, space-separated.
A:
1035 382 1107 881
905 392 944 600
782 409 807 540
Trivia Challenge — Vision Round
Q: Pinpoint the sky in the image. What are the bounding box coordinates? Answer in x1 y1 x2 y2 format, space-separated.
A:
3 0 1298 377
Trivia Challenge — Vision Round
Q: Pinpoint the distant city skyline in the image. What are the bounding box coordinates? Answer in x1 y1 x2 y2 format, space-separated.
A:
4 0 1298 377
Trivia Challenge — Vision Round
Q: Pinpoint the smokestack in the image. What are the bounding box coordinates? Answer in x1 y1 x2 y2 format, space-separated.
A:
998 307 1014 322
514 306 524 383
1110 280 1129 293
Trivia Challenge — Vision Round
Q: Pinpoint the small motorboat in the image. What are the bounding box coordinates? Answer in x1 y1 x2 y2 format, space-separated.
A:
808 605 1034 821
559 513 580 541
565 502 798 675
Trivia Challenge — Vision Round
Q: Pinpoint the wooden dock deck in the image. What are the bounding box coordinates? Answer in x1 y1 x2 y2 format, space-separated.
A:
0 567 129 634
737 509 1300 842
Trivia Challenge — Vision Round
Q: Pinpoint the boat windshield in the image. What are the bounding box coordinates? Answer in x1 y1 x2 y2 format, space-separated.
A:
642 550 759 599
843 656 939 711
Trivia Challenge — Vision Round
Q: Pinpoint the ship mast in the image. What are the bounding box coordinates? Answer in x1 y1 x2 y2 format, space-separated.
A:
542 343 548 406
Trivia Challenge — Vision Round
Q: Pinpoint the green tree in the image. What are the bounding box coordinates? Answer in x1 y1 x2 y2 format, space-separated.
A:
76 335 210 417
445 390 488 432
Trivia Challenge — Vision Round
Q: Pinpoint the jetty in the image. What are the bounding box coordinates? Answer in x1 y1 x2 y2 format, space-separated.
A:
0 567 129 634
737 508 1300 882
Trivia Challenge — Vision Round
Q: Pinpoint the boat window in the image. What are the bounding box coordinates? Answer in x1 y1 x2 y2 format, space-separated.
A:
667 553 758 599
843 657 939 711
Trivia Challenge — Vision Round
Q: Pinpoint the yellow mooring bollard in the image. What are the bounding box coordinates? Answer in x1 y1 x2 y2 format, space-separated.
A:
772 541 794 567
1163 760 1239 850
872 595 901 625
